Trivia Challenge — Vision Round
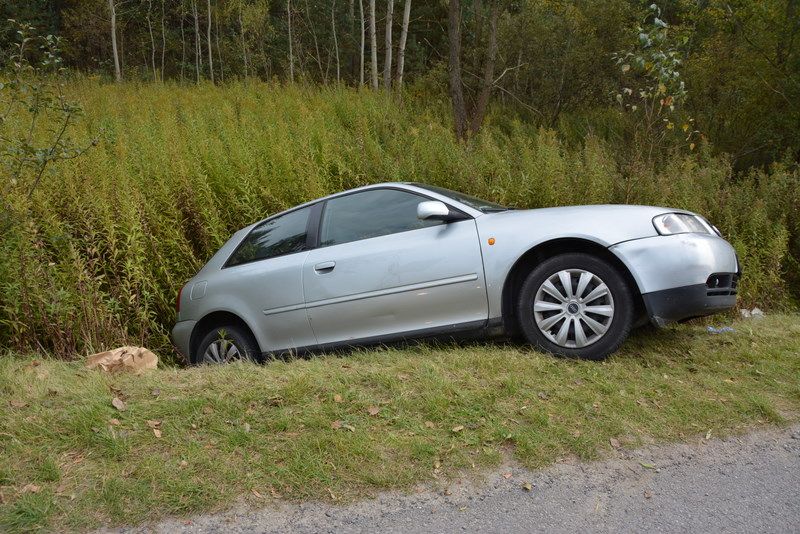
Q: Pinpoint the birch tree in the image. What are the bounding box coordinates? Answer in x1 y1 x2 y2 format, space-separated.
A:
368 0 378 89
359 0 365 85
395 0 410 88
192 0 202 82
146 0 157 81
108 0 122 82
206 0 215 83
383 0 393 89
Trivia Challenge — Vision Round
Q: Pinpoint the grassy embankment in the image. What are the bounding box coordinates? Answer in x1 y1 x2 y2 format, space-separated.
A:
0 81 798 360
1 314 799 532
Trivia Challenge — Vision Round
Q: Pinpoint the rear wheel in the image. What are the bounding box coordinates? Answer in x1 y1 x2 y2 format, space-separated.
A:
195 324 260 364
516 253 633 360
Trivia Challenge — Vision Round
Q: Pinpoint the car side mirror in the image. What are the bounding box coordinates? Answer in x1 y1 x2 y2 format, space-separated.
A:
417 200 465 222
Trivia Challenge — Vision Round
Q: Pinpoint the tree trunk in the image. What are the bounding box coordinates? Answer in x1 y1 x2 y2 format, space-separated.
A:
368 0 378 89
287 0 294 82
332 0 341 83
146 0 157 81
238 5 248 78
383 0 393 89
206 0 214 84
160 0 166 81
468 0 499 135
395 0 411 88
359 0 365 85
180 7 186 82
215 6 224 82
447 0 468 139
192 0 202 83
108 0 122 82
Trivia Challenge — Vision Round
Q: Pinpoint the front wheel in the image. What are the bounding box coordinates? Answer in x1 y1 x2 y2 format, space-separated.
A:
516 253 634 360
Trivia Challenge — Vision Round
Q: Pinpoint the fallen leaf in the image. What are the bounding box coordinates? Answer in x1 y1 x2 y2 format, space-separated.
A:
367 406 380 416
609 437 621 448
146 419 161 428
451 425 464 433
331 420 342 430
190 423 197 429
109 418 121 426
333 394 343 403
397 373 409 381
111 397 126 411
424 421 435 429
644 489 653 499
179 460 188 468
21 484 41 494
502 472 513 479
572 430 581 438
639 461 655 469
251 489 264 499
522 482 532 491
153 428 162 438
9 399 27 408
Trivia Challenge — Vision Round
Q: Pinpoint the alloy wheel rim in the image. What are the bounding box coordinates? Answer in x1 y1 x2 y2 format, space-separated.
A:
202 336 244 364
533 268 615 349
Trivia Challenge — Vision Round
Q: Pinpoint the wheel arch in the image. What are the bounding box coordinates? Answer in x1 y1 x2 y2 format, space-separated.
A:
500 238 646 335
189 310 261 363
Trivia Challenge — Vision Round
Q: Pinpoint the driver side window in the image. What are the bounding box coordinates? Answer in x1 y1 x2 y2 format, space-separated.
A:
320 189 443 247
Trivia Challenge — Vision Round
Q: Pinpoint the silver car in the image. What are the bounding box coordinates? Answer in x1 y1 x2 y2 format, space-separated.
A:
172 183 739 363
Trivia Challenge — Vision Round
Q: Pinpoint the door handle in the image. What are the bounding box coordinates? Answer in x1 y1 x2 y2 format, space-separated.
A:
314 261 336 273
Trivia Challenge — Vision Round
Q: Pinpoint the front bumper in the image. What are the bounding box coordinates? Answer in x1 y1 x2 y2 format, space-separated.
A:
642 282 737 326
610 233 739 325
171 320 196 360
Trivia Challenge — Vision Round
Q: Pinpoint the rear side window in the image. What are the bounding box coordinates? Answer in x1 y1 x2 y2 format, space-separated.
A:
226 206 312 267
320 189 442 247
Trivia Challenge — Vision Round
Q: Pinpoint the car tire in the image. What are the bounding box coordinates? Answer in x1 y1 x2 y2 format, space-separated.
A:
516 253 634 360
195 324 261 364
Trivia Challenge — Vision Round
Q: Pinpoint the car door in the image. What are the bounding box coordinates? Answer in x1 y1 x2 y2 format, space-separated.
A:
301 188 488 345
222 205 317 352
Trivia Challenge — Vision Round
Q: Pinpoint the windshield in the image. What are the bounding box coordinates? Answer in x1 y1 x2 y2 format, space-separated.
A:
413 184 509 213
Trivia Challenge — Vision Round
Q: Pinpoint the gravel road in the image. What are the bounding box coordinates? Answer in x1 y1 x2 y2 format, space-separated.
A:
115 425 800 534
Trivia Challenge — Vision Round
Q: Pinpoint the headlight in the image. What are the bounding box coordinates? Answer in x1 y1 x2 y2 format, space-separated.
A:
652 213 712 235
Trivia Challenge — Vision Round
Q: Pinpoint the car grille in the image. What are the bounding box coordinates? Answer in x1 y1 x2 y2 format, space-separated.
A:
706 273 738 296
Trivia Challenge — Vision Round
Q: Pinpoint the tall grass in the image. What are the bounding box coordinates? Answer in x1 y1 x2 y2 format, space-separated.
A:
1 80 798 360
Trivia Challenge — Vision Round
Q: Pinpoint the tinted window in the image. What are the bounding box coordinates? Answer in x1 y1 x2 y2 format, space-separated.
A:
320 189 442 246
227 206 312 266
